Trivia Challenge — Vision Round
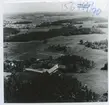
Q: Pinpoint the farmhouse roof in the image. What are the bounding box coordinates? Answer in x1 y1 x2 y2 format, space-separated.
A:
47 64 59 74
25 64 59 74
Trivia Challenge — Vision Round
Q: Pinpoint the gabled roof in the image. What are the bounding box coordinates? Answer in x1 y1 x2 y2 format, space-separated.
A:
25 68 43 73
24 64 59 74
47 64 59 74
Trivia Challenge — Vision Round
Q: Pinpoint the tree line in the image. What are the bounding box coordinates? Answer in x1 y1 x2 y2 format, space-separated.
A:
79 39 108 52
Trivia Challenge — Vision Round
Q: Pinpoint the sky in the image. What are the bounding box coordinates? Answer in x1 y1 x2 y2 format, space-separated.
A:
3 0 108 17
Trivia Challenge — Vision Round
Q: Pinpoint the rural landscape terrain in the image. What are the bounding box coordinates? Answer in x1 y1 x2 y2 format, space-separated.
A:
4 12 108 102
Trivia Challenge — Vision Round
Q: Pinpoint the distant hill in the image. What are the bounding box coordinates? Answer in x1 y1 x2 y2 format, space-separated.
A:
4 16 107 42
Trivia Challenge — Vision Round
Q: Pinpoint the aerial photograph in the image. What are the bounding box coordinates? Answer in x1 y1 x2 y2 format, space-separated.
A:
3 1 108 103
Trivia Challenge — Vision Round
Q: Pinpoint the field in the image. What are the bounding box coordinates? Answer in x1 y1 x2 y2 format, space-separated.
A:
4 12 108 102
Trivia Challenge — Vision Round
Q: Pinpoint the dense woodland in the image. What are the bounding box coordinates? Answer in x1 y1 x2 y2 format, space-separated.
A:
4 27 20 36
14 21 32 24
4 73 100 103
